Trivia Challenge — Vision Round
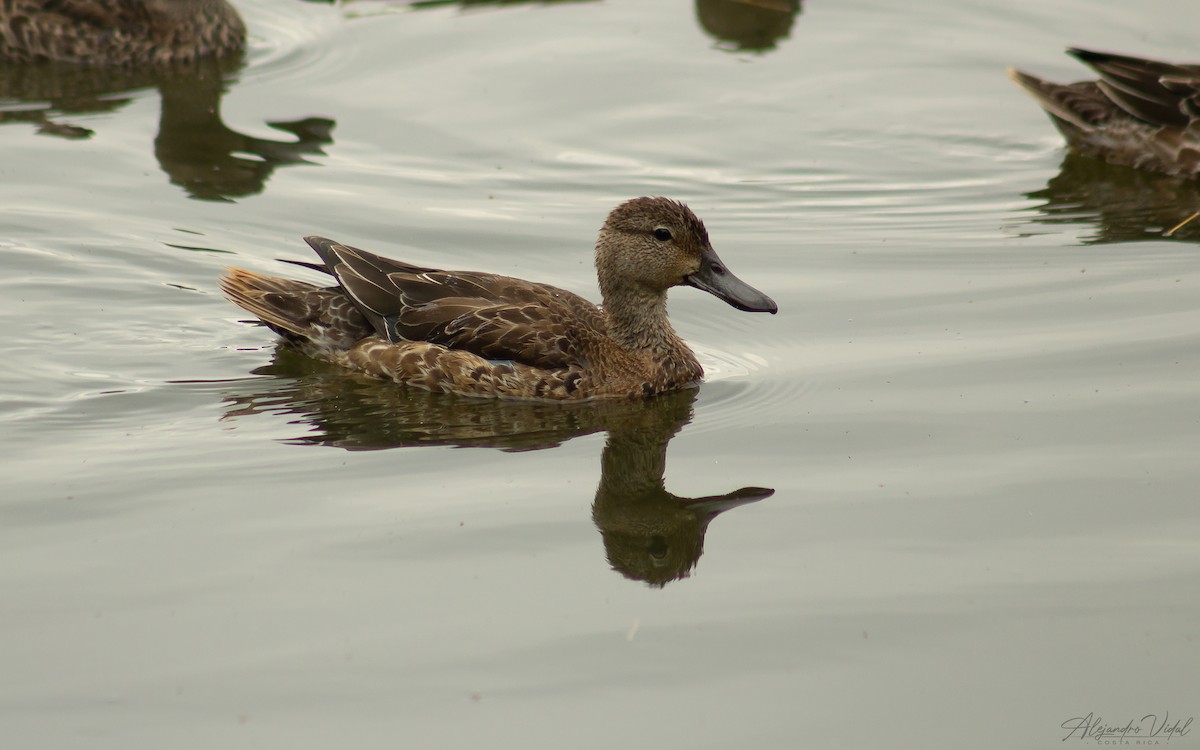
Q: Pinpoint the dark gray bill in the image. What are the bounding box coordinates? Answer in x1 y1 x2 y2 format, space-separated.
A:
684 246 778 314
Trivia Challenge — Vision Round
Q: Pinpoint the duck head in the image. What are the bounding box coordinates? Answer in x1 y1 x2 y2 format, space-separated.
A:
595 197 777 314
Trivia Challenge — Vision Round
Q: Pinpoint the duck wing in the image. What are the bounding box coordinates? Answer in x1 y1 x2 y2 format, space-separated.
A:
303 236 606 369
1069 48 1200 127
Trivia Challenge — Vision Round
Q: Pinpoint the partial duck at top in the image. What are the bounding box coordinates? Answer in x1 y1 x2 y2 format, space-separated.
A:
0 0 245 65
1009 48 1200 178
222 197 778 400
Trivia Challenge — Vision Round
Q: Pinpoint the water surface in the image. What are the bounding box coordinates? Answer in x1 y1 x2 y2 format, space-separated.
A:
2 0 1198 747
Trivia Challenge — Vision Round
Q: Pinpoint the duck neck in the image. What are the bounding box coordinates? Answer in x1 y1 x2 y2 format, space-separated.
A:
600 278 695 364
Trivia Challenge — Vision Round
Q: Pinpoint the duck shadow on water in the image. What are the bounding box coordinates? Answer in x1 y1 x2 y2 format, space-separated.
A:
1020 153 1200 245
0 56 335 202
220 347 773 587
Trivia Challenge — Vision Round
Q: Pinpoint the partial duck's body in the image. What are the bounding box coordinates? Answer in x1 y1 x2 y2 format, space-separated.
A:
1008 48 1200 178
222 198 777 401
0 0 245 66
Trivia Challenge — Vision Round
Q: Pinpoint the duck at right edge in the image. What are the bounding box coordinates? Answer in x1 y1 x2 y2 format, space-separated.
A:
1008 48 1200 178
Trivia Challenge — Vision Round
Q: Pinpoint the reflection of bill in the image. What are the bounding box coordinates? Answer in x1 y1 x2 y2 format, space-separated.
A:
220 361 773 586
1060 711 1193 742
591 406 772 586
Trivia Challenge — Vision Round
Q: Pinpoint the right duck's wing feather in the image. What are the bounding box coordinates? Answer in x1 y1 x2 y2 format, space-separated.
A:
304 236 607 369
1068 48 1200 128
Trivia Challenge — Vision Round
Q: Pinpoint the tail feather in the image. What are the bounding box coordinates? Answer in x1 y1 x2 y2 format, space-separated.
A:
1007 67 1111 131
220 267 372 351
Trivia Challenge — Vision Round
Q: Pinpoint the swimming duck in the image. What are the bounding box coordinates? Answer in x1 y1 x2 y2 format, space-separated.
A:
0 0 245 65
221 197 777 400
1008 48 1200 178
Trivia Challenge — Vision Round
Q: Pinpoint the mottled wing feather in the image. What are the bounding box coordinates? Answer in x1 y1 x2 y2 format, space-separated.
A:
303 236 607 370
391 299 578 368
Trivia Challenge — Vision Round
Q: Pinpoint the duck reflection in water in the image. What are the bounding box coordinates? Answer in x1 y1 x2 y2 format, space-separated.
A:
1020 153 1200 244
221 351 773 586
587 390 771 587
0 1 335 201
695 0 801 54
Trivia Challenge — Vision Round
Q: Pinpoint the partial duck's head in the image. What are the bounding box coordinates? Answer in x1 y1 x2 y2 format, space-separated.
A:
595 197 777 314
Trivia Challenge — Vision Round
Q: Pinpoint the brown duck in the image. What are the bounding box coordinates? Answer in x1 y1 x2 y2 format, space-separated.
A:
221 197 778 400
1008 48 1200 177
0 0 245 65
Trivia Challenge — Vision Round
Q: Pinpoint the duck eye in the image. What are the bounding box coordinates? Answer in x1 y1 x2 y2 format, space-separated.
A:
653 228 672 241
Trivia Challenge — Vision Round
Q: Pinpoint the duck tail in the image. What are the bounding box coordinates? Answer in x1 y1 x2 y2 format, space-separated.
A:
220 267 372 351
1007 67 1100 132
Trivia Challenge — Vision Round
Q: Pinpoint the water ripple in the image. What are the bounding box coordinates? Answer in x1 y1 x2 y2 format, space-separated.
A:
240 0 343 86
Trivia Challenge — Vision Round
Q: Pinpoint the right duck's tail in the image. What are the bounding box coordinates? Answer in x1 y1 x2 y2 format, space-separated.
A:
1006 66 1109 133
220 267 372 352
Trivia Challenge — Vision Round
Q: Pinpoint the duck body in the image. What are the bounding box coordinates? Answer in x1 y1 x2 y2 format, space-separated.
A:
1008 48 1200 177
222 197 777 401
0 0 245 66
